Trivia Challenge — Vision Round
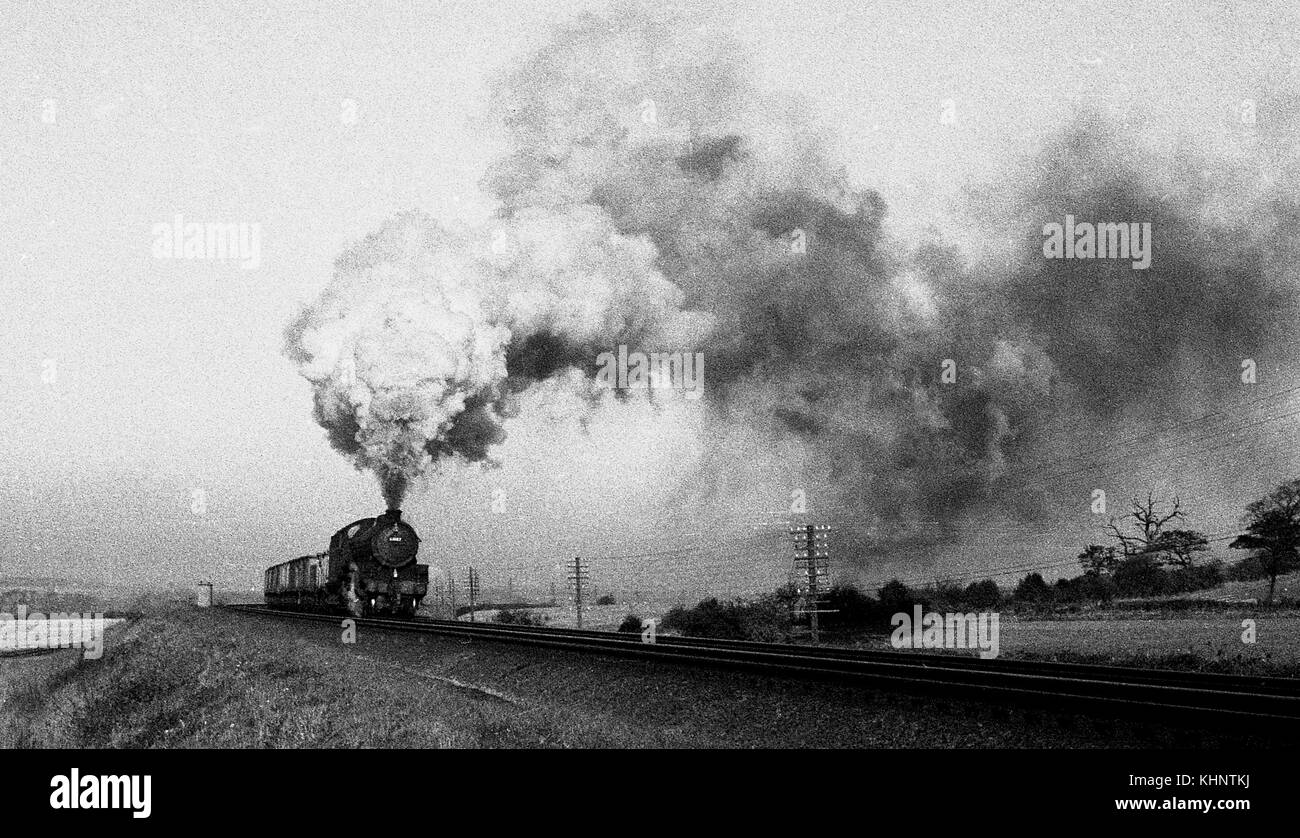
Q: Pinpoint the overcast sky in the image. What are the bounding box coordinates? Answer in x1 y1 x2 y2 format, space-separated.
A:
2 0 1297 596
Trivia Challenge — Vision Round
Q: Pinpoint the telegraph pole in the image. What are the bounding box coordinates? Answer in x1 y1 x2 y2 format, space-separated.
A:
447 570 457 620
567 556 589 629
790 524 831 643
471 567 481 620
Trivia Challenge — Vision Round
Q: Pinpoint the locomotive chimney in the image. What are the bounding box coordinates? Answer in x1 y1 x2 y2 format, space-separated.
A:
384 508 402 520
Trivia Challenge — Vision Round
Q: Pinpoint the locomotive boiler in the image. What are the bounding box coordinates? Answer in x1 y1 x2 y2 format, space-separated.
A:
264 509 428 617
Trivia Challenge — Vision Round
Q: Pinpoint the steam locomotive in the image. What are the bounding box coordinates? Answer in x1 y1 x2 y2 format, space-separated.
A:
264 509 428 617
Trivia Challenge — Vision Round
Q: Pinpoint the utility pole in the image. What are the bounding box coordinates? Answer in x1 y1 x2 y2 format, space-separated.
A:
567 556 589 629
447 570 457 620
790 524 831 643
466 567 480 622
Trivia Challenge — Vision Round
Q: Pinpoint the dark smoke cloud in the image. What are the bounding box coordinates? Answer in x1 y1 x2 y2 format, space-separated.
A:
289 1 1299 562
993 119 1299 417
479 4 1056 537
479 3 1299 548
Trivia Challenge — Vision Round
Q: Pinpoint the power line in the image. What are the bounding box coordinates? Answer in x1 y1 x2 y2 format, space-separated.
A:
797 398 1300 537
450 386 1300 606
853 532 1246 590
998 400 1300 494
998 381 1300 479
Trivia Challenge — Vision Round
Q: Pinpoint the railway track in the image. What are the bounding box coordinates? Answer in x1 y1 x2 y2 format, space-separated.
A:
224 603 1300 734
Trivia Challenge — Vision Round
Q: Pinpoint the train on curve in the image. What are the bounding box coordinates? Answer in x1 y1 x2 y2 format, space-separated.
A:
264 509 428 618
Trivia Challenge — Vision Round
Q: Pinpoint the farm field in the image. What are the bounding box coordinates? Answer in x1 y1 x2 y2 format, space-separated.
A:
842 615 1299 668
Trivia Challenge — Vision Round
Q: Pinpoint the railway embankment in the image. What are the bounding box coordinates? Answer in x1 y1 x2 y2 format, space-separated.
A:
0 607 1285 748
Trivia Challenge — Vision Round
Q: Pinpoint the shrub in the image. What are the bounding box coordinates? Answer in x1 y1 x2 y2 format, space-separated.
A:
493 609 543 626
595 594 616 605
1113 556 1165 597
617 614 642 633
1225 554 1270 582
1165 561 1223 594
963 579 1001 609
660 595 793 641
877 579 914 612
1054 572 1116 603
936 580 966 605
1013 572 1052 603
821 584 883 628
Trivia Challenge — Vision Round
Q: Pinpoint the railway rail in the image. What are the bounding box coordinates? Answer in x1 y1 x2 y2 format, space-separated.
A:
224 603 1300 734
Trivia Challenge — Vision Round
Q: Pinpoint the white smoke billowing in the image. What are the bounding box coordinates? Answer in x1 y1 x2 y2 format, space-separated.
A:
286 201 710 508
286 214 509 507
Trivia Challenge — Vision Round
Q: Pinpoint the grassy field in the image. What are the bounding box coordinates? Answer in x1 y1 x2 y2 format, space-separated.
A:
0 608 665 748
946 571 1300 673
1177 569 1300 603
832 615 1300 675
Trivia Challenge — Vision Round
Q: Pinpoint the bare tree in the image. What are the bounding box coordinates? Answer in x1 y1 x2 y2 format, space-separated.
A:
1105 492 1187 562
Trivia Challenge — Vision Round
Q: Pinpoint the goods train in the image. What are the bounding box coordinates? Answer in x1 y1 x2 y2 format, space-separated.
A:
264 509 428 617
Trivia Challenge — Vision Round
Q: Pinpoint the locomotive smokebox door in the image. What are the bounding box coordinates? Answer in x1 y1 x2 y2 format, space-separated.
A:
372 509 421 568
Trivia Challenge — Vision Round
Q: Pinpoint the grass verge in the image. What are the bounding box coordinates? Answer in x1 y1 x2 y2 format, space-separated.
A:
0 609 652 748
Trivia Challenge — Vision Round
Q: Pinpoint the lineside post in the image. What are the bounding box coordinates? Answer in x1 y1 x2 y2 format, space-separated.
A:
567 556 589 629
467 567 480 622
